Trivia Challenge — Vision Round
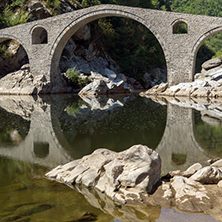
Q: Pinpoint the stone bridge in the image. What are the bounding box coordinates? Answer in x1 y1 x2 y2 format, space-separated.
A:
1 5 222 91
0 96 212 172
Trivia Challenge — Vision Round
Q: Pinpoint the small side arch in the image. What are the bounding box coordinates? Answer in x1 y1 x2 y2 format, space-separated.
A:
31 26 48 44
172 19 188 34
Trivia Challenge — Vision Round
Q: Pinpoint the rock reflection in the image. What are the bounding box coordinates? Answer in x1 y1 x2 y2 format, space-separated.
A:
74 185 161 222
0 96 30 147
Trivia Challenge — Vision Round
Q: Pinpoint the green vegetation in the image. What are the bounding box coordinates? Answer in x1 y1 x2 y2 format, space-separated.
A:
46 0 61 15
172 153 187 165
66 66 88 87
0 41 12 59
0 0 29 28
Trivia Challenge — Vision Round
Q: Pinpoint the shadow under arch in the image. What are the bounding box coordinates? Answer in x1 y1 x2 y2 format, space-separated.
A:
191 26 222 79
0 34 30 58
0 34 30 76
31 26 48 44
49 5 168 81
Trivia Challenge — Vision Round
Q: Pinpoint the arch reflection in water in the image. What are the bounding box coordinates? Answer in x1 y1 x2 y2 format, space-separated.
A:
0 95 219 173
194 105 222 158
0 96 72 168
57 95 167 159
156 103 210 174
0 95 221 221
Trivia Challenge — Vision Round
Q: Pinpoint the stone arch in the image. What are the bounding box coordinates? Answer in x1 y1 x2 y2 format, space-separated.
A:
0 34 30 56
31 26 48 44
49 7 168 81
0 34 30 76
191 26 222 78
171 19 188 34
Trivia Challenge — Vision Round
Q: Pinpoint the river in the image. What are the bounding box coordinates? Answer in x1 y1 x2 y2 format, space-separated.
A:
0 94 221 222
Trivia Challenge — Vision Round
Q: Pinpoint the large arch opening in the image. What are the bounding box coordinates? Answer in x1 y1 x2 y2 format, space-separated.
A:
0 37 29 78
192 27 222 79
50 9 167 90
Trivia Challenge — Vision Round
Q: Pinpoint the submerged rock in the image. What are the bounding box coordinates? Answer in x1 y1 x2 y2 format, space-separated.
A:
46 144 161 204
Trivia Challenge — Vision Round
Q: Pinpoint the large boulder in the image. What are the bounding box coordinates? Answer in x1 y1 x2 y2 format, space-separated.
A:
46 145 161 204
201 58 222 71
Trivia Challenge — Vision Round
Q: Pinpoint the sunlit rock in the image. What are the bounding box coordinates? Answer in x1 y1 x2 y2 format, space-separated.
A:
190 166 222 184
171 176 211 212
46 145 161 204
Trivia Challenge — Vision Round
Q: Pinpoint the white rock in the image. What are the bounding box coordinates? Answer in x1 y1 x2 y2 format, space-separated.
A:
171 176 210 212
190 166 222 184
46 145 161 203
183 163 202 177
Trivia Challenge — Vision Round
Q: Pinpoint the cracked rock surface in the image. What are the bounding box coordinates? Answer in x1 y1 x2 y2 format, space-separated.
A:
46 144 161 204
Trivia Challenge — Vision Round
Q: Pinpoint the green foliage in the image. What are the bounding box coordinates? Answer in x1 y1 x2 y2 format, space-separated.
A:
46 0 61 15
172 153 187 165
98 17 166 80
169 0 222 16
0 42 12 59
195 110 222 157
0 2 29 28
66 66 88 88
66 66 81 82
81 0 101 7
98 18 115 36
66 100 88 117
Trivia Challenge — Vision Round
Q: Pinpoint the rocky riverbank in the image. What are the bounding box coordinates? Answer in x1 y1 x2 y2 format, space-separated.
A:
140 58 222 99
46 144 222 221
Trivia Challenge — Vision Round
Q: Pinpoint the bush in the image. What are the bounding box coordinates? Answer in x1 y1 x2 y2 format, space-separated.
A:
66 66 80 81
0 42 12 59
66 66 88 88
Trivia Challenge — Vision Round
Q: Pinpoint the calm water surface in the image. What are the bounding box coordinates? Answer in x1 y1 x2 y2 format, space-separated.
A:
0 95 221 222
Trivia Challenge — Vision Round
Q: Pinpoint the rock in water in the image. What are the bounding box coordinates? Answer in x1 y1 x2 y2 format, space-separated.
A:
46 144 161 204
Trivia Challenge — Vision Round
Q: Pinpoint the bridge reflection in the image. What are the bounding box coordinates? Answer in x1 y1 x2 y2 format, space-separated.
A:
0 95 215 172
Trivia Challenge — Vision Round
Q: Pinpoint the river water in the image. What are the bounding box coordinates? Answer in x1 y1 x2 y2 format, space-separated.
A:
0 94 221 222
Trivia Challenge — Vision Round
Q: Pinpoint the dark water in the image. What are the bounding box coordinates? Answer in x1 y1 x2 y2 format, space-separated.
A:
0 95 221 222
